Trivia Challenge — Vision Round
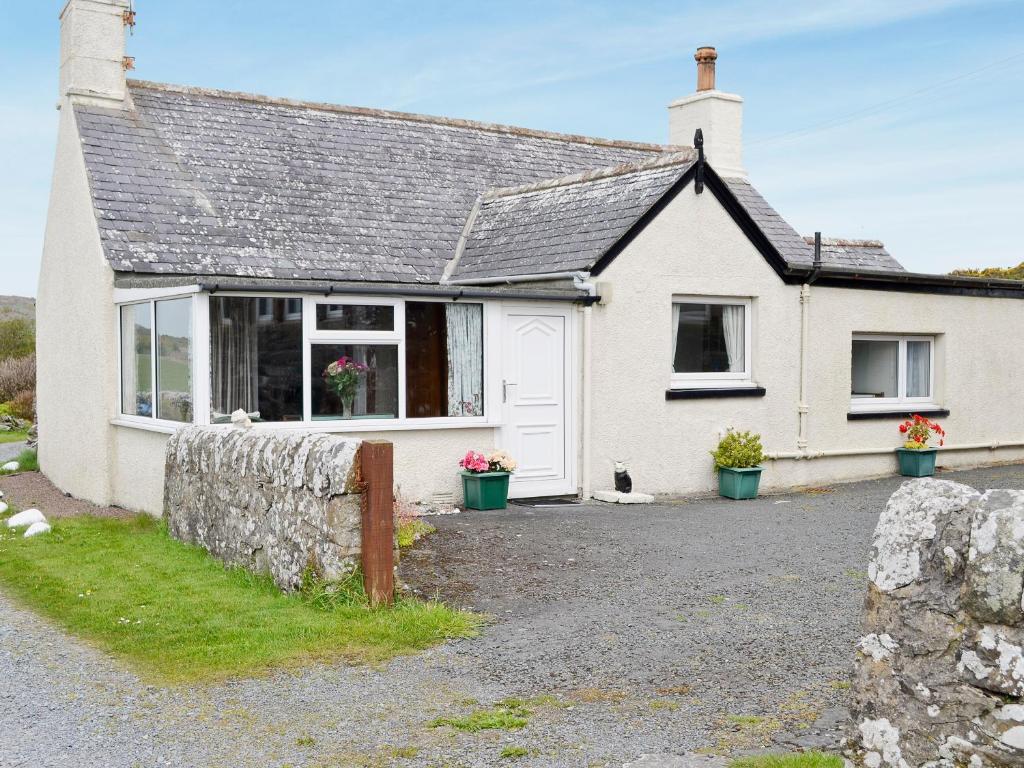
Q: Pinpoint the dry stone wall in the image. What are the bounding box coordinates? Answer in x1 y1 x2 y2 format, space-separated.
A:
849 478 1024 767
164 427 362 591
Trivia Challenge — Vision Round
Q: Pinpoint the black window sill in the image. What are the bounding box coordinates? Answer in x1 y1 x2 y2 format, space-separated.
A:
847 408 949 421
666 386 766 400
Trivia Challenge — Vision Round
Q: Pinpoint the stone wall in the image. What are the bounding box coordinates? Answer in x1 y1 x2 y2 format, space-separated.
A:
849 478 1024 767
164 427 362 591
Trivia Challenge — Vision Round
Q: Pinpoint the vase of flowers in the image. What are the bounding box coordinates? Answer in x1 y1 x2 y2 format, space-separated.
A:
459 450 517 510
710 429 765 500
323 356 368 419
896 415 945 477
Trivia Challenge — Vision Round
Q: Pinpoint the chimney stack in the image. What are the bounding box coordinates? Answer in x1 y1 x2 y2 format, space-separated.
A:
59 0 131 107
695 46 717 91
668 46 745 179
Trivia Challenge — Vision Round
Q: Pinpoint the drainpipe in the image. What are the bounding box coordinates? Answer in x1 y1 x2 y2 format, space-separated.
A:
796 233 823 455
573 272 597 500
766 441 1024 461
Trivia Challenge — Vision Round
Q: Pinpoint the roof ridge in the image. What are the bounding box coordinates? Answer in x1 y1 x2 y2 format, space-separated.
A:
482 151 695 200
804 236 886 248
127 79 677 153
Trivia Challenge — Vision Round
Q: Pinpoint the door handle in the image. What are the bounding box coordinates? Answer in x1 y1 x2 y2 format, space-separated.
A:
502 380 517 403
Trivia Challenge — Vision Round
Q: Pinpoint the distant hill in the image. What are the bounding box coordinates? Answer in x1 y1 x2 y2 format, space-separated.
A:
0 296 35 324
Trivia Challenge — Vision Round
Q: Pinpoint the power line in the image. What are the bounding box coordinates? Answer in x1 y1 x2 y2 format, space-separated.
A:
750 50 1024 146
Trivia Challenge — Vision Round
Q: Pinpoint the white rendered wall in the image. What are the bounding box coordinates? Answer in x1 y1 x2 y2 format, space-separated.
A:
37 103 119 506
590 183 1024 496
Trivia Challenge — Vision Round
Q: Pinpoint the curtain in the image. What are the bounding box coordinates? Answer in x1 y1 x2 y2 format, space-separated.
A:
446 303 483 416
721 305 745 373
671 304 681 373
906 341 930 397
211 299 259 417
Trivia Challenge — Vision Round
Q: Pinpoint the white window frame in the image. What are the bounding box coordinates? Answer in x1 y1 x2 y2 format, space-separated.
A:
669 295 754 390
112 288 200 434
849 334 936 412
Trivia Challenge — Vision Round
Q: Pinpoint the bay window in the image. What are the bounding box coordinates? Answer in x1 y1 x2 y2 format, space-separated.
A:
851 335 934 410
670 296 752 388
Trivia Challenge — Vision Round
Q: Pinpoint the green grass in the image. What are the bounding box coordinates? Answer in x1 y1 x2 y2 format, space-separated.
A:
500 746 529 759
429 699 531 732
0 429 29 444
0 513 480 683
730 752 843 768
396 518 436 548
0 448 37 473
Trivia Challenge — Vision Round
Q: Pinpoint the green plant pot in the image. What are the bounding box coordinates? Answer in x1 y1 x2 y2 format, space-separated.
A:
461 471 511 510
718 466 763 500
896 447 938 477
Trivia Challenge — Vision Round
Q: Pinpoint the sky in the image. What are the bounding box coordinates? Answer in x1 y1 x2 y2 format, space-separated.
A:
1 1 1022 298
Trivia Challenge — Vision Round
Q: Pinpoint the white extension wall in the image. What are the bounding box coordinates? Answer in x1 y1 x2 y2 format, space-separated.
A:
589 182 1024 496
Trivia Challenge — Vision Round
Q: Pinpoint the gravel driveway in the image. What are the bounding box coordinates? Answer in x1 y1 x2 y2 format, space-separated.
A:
4 464 1024 768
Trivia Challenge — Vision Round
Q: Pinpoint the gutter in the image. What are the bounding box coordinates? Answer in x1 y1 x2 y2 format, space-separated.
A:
572 273 597 500
196 281 596 304
444 270 598 288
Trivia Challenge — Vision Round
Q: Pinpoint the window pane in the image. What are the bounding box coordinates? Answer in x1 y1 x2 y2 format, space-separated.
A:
851 340 898 399
906 341 931 397
316 304 394 332
405 302 484 418
209 297 303 422
156 298 193 422
311 344 399 420
120 303 152 416
672 302 745 374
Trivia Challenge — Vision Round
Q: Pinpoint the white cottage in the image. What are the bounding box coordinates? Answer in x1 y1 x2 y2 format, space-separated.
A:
38 0 1024 514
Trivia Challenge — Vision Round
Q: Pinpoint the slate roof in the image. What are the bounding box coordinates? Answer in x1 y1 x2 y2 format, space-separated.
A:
450 153 694 280
74 80 902 286
802 237 905 272
75 81 666 283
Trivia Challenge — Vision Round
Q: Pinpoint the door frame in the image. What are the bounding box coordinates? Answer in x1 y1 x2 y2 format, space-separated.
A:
497 302 579 498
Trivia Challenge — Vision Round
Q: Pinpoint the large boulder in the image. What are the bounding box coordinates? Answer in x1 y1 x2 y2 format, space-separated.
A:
849 479 1024 767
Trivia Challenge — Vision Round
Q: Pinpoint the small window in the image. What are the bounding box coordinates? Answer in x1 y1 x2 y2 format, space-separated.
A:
405 302 484 418
209 297 303 423
316 303 394 332
671 297 752 388
155 298 193 422
851 335 934 409
119 297 194 423
311 344 399 420
120 303 152 417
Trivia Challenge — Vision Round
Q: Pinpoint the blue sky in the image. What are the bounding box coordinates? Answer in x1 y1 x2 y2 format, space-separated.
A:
1 0 1022 297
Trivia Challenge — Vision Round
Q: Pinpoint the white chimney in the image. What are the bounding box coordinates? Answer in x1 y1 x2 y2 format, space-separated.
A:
668 47 745 179
59 0 132 107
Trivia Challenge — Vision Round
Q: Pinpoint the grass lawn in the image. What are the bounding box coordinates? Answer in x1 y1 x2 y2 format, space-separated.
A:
0 448 37 473
0 429 29 444
0 512 480 683
730 753 843 768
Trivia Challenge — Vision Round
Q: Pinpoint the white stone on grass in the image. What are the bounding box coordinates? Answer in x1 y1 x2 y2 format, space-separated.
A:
1 461 18 472
0 501 7 515
6 508 46 528
23 521 51 538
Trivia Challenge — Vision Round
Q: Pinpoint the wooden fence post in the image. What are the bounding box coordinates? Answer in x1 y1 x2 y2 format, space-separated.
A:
360 440 394 606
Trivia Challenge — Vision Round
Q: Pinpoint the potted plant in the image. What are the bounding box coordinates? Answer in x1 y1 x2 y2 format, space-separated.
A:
459 450 517 510
323 356 368 419
896 415 946 477
711 429 765 500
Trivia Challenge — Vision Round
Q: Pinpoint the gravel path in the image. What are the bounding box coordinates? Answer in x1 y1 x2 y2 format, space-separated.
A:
0 439 26 463
4 464 1024 767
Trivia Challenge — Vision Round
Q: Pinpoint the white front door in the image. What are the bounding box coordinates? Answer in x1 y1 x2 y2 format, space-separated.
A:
500 307 574 498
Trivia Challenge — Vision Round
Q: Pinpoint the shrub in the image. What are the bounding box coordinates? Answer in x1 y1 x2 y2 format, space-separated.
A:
8 389 35 422
711 429 764 470
0 355 35 402
0 319 34 359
